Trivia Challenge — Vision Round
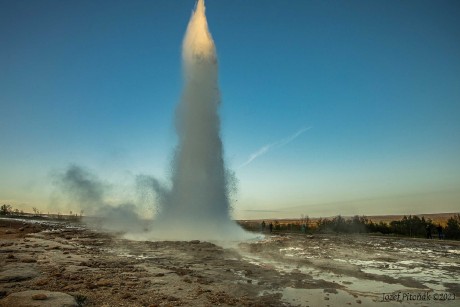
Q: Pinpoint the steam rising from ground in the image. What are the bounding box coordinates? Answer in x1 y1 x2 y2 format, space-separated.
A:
54 165 145 233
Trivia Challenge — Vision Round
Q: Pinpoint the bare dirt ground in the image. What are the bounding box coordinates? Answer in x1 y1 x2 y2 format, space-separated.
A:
0 218 459 306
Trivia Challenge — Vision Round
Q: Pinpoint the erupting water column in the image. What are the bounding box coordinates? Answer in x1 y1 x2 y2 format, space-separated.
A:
153 0 248 240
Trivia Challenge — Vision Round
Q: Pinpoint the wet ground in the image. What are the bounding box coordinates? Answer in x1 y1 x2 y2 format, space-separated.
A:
0 218 459 306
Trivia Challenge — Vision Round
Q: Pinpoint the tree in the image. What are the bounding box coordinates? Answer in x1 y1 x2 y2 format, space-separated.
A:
0 204 12 215
445 214 460 240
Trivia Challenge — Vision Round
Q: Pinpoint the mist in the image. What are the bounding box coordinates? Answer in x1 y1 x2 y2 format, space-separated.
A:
53 164 145 233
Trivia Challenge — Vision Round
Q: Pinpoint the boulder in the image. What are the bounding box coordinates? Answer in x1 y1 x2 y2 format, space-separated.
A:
0 290 77 307
0 264 39 282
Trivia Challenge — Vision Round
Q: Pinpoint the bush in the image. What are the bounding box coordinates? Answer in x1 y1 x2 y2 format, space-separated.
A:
0 204 12 216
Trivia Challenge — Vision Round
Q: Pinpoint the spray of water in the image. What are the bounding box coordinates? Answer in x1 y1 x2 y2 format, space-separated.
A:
148 0 250 241
52 1 251 242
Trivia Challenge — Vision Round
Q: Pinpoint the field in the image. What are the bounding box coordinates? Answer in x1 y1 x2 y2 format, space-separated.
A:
1 217 459 306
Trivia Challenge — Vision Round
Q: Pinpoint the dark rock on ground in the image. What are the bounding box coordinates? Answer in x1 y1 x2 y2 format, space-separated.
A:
0 290 77 307
0 264 39 282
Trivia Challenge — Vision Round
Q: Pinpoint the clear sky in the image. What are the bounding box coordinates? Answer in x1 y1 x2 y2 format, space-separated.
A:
1 0 459 219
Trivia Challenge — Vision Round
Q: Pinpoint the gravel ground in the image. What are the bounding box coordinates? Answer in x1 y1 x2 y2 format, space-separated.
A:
1 218 459 306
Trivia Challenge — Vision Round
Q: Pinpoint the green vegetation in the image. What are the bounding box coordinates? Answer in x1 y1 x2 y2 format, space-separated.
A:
444 214 460 240
0 204 13 215
239 213 460 241
2 203 459 240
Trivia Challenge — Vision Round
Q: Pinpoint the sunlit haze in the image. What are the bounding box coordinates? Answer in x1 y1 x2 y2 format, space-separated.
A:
1 0 459 219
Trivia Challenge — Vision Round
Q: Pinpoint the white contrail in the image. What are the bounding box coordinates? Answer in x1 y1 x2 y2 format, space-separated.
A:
238 127 311 169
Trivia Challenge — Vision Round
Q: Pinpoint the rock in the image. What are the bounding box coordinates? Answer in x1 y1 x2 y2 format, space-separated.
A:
21 258 37 263
35 278 49 286
324 288 338 294
96 279 112 287
86 283 97 289
5 230 12 234
197 278 212 285
32 293 48 300
62 285 78 291
190 240 200 244
183 277 192 283
0 265 39 282
0 290 77 307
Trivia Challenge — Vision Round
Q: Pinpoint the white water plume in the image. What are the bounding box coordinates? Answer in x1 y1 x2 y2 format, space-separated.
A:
149 0 250 241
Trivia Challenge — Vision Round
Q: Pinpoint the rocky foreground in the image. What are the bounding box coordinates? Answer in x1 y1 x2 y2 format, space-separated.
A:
1 218 459 306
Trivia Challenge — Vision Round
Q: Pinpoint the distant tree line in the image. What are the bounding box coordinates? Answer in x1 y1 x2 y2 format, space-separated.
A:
0 204 22 216
0 204 83 222
240 214 460 241
444 214 460 240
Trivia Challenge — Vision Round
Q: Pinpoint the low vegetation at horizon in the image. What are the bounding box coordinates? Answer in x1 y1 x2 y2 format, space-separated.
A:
2 204 460 240
239 214 460 240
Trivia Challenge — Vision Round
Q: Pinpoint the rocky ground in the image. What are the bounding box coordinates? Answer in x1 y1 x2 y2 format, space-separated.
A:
0 218 459 306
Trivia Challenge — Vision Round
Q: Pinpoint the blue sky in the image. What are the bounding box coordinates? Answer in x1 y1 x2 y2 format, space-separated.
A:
1 0 459 218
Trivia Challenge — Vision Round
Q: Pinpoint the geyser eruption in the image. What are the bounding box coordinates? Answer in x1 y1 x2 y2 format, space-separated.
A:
151 0 249 241
169 0 225 223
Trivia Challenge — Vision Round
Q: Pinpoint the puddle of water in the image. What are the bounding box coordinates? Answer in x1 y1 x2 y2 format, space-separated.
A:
280 287 381 307
332 256 458 289
399 260 423 265
243 252 421 302
242 237 460 300
340 276 408 294
229 269 259 285
367 267 454 286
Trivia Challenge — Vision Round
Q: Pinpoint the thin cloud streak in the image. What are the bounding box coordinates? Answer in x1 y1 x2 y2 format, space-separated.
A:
238 127 311 169
241 209 281 213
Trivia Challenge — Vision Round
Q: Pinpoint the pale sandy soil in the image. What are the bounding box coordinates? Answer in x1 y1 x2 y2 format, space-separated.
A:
0 218 459 306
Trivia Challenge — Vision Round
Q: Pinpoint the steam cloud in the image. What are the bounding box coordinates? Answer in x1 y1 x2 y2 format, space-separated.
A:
54 165 145 233
56 165 105 213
